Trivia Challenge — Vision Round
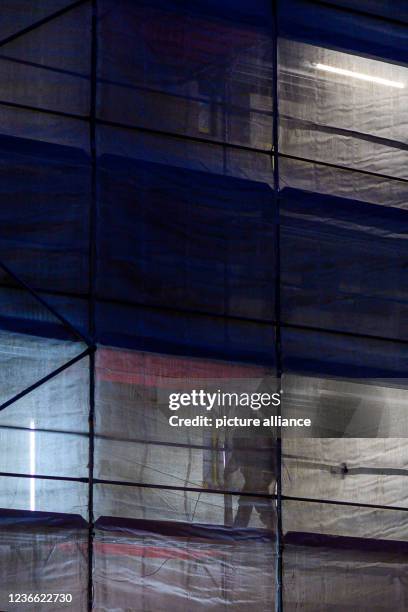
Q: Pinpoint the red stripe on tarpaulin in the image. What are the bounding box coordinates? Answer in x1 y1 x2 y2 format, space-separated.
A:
95 542 219 560
24 535 408 560
43 541 219 560
97 347 270 386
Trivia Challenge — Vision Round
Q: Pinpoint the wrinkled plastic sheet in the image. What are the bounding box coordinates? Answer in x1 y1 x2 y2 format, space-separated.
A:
0 510 87 611
279 39 408 179
93 517 276 611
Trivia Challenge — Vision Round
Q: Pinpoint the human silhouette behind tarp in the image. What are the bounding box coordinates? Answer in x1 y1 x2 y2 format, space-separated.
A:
223 380 278 531
224 431 277 530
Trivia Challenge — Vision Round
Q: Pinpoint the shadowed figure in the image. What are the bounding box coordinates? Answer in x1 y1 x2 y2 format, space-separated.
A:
224 431 277 531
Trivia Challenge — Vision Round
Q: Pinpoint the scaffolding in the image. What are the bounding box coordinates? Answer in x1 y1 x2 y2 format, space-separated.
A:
0 0 408 610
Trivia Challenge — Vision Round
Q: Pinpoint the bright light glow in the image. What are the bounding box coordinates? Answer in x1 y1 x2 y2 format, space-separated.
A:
29 420 36 511
315 63 404 89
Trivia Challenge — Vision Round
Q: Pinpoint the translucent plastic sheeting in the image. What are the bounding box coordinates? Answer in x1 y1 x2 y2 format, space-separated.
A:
93 523 275 611
282 374 408 437
279 40 408 179
0 427 87 477
279 0 408 65
283 501 408 609
97 156 275 320
281 188 408 340
95 438 276 497
0 522 87 611
284 540 408 611
95 347 275 443
279 156 408 210
95 347 277 495
284 500 408 540
42 292 89 337
283 437 408 507
97 0 274 150
0 3 91 116
0 356 89 431
0 271 82 342
96 302 276 364
94 485 276 530
0 104 90 150
0 477 88 517
97 125 275 186
0 137 90 294
0 277 87 408
0 328 84 408
282 327 408 379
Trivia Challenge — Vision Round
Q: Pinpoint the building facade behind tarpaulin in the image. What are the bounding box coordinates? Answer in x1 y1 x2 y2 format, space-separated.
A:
0 0 408 610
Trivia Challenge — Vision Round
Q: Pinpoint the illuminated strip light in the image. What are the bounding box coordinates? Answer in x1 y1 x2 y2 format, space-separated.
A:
30 420 36 511
315 63 404 89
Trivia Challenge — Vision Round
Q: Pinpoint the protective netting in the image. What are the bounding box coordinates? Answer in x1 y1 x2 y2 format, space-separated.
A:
0 0 408 610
